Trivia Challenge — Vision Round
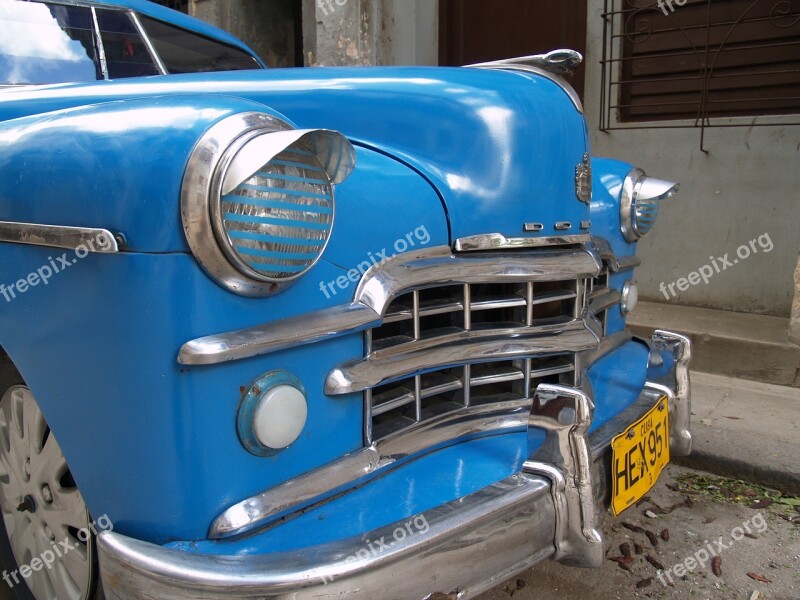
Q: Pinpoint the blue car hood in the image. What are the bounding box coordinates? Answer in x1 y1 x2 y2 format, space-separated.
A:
0 67 591 247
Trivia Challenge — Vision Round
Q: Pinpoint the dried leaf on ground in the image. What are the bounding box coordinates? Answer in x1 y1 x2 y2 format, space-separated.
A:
645 530 659 547
622 522 645 534
646 555 665 571
711 556 722 577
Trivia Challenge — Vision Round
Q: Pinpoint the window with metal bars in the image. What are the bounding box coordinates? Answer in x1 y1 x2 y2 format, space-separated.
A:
600 0 800 125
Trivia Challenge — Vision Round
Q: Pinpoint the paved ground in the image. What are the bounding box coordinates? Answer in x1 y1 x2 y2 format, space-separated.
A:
477 465 800 600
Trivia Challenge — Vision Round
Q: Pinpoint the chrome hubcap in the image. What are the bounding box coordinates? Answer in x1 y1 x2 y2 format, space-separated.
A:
0 386 93 600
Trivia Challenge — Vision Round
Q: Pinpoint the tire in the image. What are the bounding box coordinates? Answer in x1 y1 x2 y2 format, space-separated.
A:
0 358 103 600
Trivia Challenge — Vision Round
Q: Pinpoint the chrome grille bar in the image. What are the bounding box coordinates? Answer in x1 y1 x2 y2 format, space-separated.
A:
463 283 473 408
326 319 598 397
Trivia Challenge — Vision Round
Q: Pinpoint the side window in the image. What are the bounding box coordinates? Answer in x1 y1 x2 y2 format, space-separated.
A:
0 2 100 85
94 9 160 79
138 16 262 74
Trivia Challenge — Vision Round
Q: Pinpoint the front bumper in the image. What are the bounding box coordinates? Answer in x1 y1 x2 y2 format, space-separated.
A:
98 330 691 600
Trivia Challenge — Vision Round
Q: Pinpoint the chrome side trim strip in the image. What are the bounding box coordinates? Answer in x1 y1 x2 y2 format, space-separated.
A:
524 384 604 568
455 233 591 252
178 303 380 366
0 222 119 253
100 473 556 600
326 318 601 396
179 244 603 365
210 399 531 539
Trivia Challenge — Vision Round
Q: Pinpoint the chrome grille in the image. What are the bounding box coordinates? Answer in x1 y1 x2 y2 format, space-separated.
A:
588 268 611 334
365 279 589 442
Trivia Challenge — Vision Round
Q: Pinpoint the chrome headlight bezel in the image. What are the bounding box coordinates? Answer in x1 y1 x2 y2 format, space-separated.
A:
620 168 680 243
182 112 355 297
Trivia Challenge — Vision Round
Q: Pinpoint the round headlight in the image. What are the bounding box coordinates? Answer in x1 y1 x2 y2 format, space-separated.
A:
182 112 355 297
620 169 679 243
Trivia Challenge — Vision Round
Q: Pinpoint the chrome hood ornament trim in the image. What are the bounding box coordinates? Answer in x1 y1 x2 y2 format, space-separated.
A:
469 49 584 113
470 49 584 75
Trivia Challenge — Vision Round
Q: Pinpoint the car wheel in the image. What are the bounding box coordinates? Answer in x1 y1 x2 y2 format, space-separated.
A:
0 363 102 600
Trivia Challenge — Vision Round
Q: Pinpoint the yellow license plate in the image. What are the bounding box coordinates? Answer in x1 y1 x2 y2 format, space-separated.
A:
611 397 670 516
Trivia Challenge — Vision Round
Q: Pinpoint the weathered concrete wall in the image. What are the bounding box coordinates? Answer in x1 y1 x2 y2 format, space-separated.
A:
791 255 800 344
302 0 437 66
379 0 438 66
584 0 800 317
303 0 380 66
189 0 299 67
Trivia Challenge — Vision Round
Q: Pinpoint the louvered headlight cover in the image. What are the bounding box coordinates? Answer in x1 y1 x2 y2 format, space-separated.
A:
182 112 355 297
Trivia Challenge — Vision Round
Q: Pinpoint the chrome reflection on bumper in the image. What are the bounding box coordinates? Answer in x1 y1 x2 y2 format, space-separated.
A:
97 330 692 599
99 474 558 600
524 385 603 568
210 399 532 540
648 330 692 456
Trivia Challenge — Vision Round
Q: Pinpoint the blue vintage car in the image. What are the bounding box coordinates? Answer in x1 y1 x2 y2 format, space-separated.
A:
0 1 692 598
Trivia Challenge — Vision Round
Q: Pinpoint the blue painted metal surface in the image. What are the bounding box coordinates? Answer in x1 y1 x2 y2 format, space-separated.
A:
0 0 659 555
1 66 589 245
0 144 448 544
591 157 639 335
167 433 529 555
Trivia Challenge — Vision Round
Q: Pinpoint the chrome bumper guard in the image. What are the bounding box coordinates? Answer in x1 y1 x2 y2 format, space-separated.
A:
98 330 691 600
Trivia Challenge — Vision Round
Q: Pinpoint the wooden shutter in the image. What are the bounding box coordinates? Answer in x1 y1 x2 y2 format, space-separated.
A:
619 0 800 121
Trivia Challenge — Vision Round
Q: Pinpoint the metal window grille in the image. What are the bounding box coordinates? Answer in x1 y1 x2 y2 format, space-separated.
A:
599 0 800 149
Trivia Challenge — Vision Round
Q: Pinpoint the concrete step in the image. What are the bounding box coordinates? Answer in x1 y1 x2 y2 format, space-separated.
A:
628 301 800 388
676 371 800 495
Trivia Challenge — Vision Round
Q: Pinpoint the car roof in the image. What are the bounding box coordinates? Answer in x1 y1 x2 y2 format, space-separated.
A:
32 0 265 66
